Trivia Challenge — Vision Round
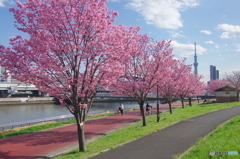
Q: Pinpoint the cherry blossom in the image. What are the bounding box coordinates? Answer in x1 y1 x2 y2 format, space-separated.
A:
0 0 137 152
112 34 175 126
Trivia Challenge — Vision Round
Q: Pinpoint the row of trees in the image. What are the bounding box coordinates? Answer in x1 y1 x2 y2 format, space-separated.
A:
0 0 205 152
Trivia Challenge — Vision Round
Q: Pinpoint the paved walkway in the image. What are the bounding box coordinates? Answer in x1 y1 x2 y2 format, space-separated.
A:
92 105 240 159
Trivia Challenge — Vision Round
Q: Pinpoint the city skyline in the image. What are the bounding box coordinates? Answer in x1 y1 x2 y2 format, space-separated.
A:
0 0 240 83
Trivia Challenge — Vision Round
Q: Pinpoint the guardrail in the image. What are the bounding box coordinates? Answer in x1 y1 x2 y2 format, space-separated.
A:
0 114 75 131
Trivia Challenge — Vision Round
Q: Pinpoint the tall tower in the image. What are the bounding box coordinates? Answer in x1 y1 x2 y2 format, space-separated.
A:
193 42 198 75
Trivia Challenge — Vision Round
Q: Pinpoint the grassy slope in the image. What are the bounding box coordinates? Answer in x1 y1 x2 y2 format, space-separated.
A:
178 114 240 159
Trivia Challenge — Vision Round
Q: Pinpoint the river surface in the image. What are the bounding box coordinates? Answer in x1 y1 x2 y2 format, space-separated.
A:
0 100 157 125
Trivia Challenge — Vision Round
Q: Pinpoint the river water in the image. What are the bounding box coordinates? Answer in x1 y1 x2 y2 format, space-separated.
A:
0 100 157 125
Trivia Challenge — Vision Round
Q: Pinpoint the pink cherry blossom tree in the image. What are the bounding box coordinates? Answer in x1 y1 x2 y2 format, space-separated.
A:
174 68 193 108
157 59 192 114
0 0 136 152
207 79 228 95
186 74 206 106
113 35 174 126
194 79 206 103
176 73 206 108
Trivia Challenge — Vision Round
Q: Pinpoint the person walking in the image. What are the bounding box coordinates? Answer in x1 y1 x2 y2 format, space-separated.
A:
119 103 124 115
146 103 152 115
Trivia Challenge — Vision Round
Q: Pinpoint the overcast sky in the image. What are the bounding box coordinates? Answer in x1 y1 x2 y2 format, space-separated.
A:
0 0 240 83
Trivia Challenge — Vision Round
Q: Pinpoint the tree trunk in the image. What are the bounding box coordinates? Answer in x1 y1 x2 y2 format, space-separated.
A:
181 99 184 108
188 97 192 106
75 114 86 152
237 91 239 102
140 104 147 126
168 101 172 114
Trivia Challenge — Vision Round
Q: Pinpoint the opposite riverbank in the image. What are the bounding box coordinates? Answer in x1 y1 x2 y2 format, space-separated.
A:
0 96 160 106
0 97 56 106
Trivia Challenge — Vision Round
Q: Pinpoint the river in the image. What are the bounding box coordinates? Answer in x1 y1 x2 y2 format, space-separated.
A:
0 100 157 125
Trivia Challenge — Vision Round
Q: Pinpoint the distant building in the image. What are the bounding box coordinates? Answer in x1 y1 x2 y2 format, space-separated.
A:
0 66 6 74
210 65 219 81
193 43 198 75
0 66 6 82
215 86 239 103
216 70 219 79
0 66 22 84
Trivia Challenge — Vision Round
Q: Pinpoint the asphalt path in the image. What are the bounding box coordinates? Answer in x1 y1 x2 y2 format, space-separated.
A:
92 105 240 159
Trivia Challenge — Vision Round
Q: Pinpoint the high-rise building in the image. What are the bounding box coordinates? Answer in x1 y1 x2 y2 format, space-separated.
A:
0 66 6 82
0 66 22 83
0 66 6 74
210 65 219 80
193 43 198 75
216 70 219 79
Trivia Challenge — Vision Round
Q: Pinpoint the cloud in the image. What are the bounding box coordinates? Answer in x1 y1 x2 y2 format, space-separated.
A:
204 41 220 49
169 31 185 38
171 40 207 57
0 0 6 7
0 0 13 7
126 0 199 30
217 24 240 39
200 30 212 35
204 41 214 44
235 44 240 52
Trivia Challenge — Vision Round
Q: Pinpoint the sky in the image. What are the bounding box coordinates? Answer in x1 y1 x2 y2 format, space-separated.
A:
0 0 240 83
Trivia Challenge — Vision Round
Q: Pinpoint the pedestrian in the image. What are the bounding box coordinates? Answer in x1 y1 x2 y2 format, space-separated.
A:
203 99 207 103
119 103 124 115
146 103 152 115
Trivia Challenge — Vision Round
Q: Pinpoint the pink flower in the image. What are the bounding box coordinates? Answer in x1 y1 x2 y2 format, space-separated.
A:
78 103 88 109
82 104 88 109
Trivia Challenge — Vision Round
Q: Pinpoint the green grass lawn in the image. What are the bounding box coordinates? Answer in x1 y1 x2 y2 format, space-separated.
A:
56 102 240 159
177 114 240 159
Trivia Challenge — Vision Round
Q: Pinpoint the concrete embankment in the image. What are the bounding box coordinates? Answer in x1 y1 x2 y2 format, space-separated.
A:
0 97 56 106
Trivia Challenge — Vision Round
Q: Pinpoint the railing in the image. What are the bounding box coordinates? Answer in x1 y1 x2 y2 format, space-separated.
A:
0 114 75 131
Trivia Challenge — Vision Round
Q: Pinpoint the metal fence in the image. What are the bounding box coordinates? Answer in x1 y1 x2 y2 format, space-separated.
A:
0 114 75 131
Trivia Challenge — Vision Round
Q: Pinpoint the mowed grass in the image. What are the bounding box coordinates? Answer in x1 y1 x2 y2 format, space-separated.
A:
178 114 240 159
56 102 240 159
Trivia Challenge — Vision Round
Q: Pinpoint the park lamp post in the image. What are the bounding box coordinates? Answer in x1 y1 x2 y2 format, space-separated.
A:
157 84 160 122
